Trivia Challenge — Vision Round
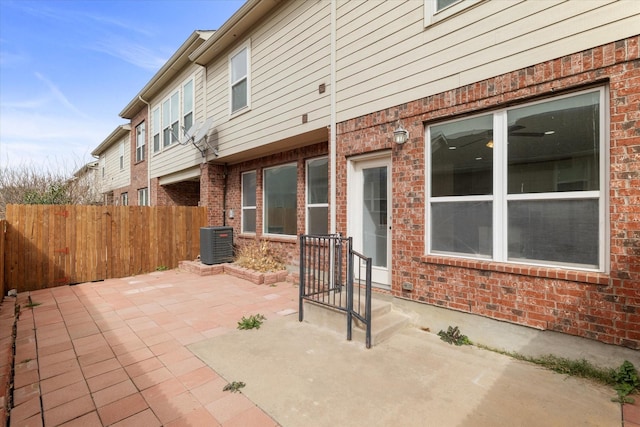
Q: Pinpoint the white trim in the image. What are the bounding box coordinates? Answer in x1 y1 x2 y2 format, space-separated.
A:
425 87 607 272
229 40 251 117
241 170 257 235
263 162 297 237
305 156 329 234
424 0 483 27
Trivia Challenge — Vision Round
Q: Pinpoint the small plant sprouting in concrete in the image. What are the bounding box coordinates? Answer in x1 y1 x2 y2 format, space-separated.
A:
223 381 246 393
612 360 639 404
438 326 472 346
237 314 266 330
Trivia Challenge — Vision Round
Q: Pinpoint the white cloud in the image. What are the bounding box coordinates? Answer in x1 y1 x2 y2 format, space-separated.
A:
33 72 88 118
90 37 167 71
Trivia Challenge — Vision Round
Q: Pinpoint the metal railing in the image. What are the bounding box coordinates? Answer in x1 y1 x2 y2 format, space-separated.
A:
298 234 372 348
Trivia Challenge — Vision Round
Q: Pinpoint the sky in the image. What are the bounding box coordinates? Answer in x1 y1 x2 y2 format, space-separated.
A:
0 0 245 175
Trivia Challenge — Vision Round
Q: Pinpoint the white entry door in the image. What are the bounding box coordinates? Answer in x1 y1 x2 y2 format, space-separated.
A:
348 155 392 288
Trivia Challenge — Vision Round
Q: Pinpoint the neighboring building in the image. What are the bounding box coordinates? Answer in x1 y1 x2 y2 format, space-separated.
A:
97 0 640 350
69 161 102 205
91 124 131 205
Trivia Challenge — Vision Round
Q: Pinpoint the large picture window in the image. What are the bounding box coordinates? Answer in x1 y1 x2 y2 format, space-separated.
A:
264 164 297 236
230 44 250 114
242 171 256 234
306 157 328 235
427 88 605 270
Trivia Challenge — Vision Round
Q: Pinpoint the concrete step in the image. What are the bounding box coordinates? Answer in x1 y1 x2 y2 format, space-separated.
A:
301 295 412 347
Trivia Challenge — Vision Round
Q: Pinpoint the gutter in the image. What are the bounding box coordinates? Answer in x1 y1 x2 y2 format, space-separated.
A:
138 96 152 205
330 0 337 234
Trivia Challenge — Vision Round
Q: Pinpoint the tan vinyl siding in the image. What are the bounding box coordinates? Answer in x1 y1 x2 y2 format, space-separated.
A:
204 0 331 159
148 64 206 179
103 135 130 191
336 0 640 122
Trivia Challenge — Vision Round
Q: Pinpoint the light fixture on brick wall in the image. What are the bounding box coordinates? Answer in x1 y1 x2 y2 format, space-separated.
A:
393 121 409 145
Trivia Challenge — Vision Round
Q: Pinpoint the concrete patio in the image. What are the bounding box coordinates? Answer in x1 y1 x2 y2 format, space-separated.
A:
3 269 639 426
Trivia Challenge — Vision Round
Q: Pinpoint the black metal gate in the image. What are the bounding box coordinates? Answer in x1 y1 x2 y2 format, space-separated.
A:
298 234 372 348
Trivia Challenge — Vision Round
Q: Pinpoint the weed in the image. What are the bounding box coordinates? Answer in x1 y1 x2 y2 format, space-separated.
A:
235 238 286 273
612 360 639 403
438 326 472 346
155 265 169 271
223 381 246 393
24 295 41 308
237 314 266 330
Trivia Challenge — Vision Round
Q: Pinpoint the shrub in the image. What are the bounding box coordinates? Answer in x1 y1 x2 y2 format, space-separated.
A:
235 238 286 272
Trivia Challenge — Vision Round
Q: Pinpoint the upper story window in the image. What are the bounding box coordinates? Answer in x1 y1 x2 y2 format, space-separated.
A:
152 77 195 153
152 108 160 153
136 121 145 162
426 88 606 271
119 141 125 170
229 43 250 114
264 163 297 236
162 92 179 148
306 157 328 235
424 0 482 26
183 80 194 132
121 192 128 206
242 171 256 234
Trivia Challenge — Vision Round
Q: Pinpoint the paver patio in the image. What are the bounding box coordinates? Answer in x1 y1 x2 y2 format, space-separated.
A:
4 268 639 426
9 269 298 426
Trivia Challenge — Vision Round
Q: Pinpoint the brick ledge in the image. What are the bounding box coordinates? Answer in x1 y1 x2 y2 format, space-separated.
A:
421 256 609 285
178 260 288 285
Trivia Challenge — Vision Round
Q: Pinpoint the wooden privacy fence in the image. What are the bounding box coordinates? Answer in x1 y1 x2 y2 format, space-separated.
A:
3 204 208 292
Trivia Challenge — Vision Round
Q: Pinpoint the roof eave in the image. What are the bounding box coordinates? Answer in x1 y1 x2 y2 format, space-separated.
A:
119 30 215 119
190 0 280 66
91 124 131 156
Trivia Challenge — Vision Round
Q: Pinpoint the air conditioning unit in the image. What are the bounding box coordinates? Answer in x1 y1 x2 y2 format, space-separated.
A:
200 226 234 265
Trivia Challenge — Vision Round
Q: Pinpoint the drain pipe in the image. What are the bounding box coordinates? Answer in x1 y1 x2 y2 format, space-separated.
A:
138 95 151 205
329 0 337 234
222 163 228 226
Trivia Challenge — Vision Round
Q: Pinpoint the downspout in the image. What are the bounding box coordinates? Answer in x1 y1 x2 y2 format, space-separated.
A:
223 164 228 226
330 0 337 234
138 95 151 204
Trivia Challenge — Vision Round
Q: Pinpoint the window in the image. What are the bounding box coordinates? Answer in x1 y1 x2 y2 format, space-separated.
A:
152 108 160 153
162 91 179 148
136 121 145 162
230 44 250 114
121 192 128 206
424 0 481 26
306 157 328 235
119 142 125 170
183 79 194 133
264 164 297 236
241 171 256 233
138 188 149 206
101 156 105 178
427 88 605 270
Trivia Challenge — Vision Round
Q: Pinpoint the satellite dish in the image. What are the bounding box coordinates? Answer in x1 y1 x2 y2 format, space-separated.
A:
192 117 214 145
179 123 195 145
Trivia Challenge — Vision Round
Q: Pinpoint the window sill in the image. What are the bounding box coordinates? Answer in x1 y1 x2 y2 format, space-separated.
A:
421 255 609 286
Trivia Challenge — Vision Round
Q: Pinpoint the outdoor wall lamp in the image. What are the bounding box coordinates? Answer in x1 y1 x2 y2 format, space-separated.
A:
393 122 409 145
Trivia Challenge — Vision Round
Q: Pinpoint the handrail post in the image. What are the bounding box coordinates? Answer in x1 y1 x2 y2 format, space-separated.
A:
346 237 353 341
299 234 305 322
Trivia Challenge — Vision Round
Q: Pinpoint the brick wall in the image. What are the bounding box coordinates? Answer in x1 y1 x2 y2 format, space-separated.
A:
201 142 328 266
336 36 640 349
154 180 200 207
129 107 149 204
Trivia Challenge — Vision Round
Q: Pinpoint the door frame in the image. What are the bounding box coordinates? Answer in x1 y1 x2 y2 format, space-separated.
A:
347 151 392 289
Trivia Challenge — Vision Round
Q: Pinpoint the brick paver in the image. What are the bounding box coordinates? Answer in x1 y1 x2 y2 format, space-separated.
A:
8 270 296 426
